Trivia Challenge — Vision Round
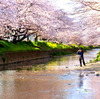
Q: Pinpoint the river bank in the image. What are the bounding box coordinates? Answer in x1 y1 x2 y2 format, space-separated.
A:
0 40 91 55
0 48 78 65
74 61 100 72
0 40 94 66
0 48 99 71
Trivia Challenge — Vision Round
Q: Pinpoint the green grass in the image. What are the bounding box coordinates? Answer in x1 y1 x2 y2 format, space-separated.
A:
94 52 100 62
0 40 94 55
0 40 39 55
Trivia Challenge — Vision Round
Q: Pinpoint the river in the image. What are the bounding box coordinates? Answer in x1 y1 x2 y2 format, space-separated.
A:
0 48 100 99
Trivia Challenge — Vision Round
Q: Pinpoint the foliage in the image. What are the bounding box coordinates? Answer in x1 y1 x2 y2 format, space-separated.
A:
0 40 39 55
0 40 94 55
94 52 100 62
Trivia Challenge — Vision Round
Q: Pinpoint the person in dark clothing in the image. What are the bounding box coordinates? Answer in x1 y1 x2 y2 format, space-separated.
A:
77 48 86 67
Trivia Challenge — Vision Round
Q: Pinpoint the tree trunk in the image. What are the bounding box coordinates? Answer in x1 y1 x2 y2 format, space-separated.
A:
18 36 20 40
34 37 38 42
13 36 17 43
27 36 29 41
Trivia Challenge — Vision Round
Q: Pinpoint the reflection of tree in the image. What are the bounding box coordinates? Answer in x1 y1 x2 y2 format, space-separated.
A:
33 64 46 71
57 57 61 66
47 57 68 67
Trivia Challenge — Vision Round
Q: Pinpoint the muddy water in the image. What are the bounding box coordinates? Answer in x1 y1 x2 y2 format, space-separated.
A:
0 49 100 99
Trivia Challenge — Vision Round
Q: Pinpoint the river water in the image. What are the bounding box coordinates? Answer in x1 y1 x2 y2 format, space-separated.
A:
0 49 100 99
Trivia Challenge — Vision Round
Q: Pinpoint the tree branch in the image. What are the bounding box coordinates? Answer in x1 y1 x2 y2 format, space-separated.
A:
81 1 100 11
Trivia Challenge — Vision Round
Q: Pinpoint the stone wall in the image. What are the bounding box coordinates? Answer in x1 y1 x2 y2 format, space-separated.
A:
0 49 78 65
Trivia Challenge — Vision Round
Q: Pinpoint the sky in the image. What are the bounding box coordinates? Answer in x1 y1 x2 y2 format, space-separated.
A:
49 0 85 24
50 0 82 13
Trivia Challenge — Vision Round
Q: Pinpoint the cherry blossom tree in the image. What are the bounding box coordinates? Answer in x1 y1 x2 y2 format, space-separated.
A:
0 0 100 45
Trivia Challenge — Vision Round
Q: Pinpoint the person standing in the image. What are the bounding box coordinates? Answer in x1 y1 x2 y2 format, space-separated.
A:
77 48 86 67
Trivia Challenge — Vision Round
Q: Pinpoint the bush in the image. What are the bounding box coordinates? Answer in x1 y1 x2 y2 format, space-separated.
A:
94 52 100 62
0 40 94 55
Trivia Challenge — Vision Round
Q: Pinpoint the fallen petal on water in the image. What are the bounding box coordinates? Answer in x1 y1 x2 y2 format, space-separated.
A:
85 89 87 92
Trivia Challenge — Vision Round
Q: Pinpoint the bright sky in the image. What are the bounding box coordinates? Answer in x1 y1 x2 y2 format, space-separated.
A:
50 0 82 13
50 0 83 23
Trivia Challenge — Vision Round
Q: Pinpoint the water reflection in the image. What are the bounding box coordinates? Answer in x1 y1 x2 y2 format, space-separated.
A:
0 69 100 99
0 71 16 99
0 49 100 99
31 48 100 71
39 49 99 71
79 72 84 88
33 64 46 71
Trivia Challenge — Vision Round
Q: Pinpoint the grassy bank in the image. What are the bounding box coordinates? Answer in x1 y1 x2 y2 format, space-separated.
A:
94 52 100 62
0 40 94 55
